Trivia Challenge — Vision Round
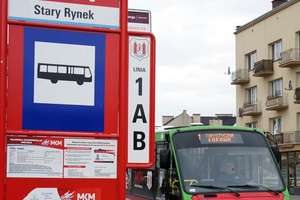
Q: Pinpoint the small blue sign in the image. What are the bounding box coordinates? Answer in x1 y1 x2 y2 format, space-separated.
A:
23 27 105 132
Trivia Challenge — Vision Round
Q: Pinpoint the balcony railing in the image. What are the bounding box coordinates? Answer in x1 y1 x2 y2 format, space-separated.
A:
282 131 300 144
274 133 283 144
253 59 274 77
231 69 249 85
265 95 288 110
279 48 300 68
239 102 261 116
295 87 300 104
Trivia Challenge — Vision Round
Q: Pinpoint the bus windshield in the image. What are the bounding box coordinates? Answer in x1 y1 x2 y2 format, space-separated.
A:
172 130 285 194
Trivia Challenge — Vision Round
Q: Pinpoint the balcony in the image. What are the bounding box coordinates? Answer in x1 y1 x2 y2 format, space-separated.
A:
253 59 273 77
265 95 288 111
279 48 300 68
282 131 300 144
239 102 261 116
231 69 249 85
295 87 300 104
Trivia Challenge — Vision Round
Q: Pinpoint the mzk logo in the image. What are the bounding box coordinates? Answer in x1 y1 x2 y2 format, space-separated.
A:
130 38 149 60
61 191 96 200
77 193 96 200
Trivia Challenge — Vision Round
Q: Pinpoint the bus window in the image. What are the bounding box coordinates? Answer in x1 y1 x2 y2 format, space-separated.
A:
58 66 67 74
39 64 47 72
173 131 285 194
48 65 58 73
74 67 84 75
84 68 92 78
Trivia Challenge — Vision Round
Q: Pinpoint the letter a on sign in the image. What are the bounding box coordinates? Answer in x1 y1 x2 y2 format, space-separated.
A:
132 104 147 123
128 36 152 165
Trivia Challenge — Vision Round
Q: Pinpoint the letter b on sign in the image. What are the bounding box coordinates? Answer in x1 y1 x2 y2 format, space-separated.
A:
134 131 145 150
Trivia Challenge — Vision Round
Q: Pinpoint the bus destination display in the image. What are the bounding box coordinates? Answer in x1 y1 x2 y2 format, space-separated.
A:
198 133 244 144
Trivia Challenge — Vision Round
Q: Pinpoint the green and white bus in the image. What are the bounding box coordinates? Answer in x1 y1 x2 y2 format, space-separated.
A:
127 125 290 200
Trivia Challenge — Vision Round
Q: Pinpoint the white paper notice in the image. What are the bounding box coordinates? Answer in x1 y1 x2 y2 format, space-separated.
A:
64 139 117 178
7 137 64 178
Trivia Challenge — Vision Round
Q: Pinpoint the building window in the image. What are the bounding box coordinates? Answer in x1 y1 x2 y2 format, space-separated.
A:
270 40 282 61
281 151 300 189
296 72 300 88
296 31 300 49
246 86 257 105
269 78 283 97
270 117 282 135
297 113 300 131
246 122 257 128
246 51 257 71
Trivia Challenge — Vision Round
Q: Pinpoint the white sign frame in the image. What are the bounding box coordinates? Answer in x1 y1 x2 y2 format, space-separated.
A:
128 36 151 164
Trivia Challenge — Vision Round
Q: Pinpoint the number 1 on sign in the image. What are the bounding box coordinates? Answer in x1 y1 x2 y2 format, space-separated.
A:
136 78 142 96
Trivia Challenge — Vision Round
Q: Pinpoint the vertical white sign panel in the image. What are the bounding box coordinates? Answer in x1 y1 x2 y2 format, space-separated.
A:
128 36 151 163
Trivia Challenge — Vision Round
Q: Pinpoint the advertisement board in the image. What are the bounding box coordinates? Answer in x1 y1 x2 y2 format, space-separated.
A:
128 9 151 32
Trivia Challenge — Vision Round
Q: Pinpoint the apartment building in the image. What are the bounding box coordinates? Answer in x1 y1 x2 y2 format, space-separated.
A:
232 0 300 192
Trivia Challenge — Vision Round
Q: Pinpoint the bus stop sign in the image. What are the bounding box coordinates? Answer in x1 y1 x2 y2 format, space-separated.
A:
1 0 132 199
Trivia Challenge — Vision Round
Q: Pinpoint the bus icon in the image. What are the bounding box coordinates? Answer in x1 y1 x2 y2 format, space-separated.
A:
37 63 92 85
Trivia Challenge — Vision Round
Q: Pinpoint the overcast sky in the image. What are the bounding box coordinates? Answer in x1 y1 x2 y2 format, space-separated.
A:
128 0 272 125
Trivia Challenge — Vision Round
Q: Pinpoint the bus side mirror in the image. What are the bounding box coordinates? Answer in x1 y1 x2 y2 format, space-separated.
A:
160 149 170 169
271 146 281 165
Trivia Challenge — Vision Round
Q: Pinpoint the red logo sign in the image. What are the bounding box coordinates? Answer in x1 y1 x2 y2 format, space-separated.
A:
130 38 149 60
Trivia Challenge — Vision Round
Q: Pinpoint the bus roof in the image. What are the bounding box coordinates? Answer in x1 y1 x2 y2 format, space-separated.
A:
155 125 265 142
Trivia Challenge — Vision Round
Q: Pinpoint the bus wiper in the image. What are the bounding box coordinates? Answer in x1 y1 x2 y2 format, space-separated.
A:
227 184 279 196
190 184 240 197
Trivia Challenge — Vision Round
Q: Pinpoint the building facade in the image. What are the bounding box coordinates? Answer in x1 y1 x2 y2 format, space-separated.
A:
233 0 300 192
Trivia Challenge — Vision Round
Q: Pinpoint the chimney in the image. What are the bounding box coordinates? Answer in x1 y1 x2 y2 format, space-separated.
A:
272 0 287 9
192 114 201 123
209 119 223 126
162 116 174 126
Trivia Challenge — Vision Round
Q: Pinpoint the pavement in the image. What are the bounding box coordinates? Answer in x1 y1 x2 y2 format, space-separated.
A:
126 194 150 200
127 195 300 200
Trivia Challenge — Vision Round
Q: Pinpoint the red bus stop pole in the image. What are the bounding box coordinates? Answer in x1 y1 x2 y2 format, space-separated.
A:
119 0 128 199
0 0 7 199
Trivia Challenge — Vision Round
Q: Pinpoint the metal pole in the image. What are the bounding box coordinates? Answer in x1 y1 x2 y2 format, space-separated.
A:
119 0 128 199
0 0 7 198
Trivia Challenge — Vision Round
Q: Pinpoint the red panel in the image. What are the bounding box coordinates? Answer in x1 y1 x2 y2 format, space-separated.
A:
0 0 8 198
5 25 123 199
47 0 120 7
104 33 120 135
118 0 128 199
6 179 118 199
7 25 23 130
4 0 129 198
